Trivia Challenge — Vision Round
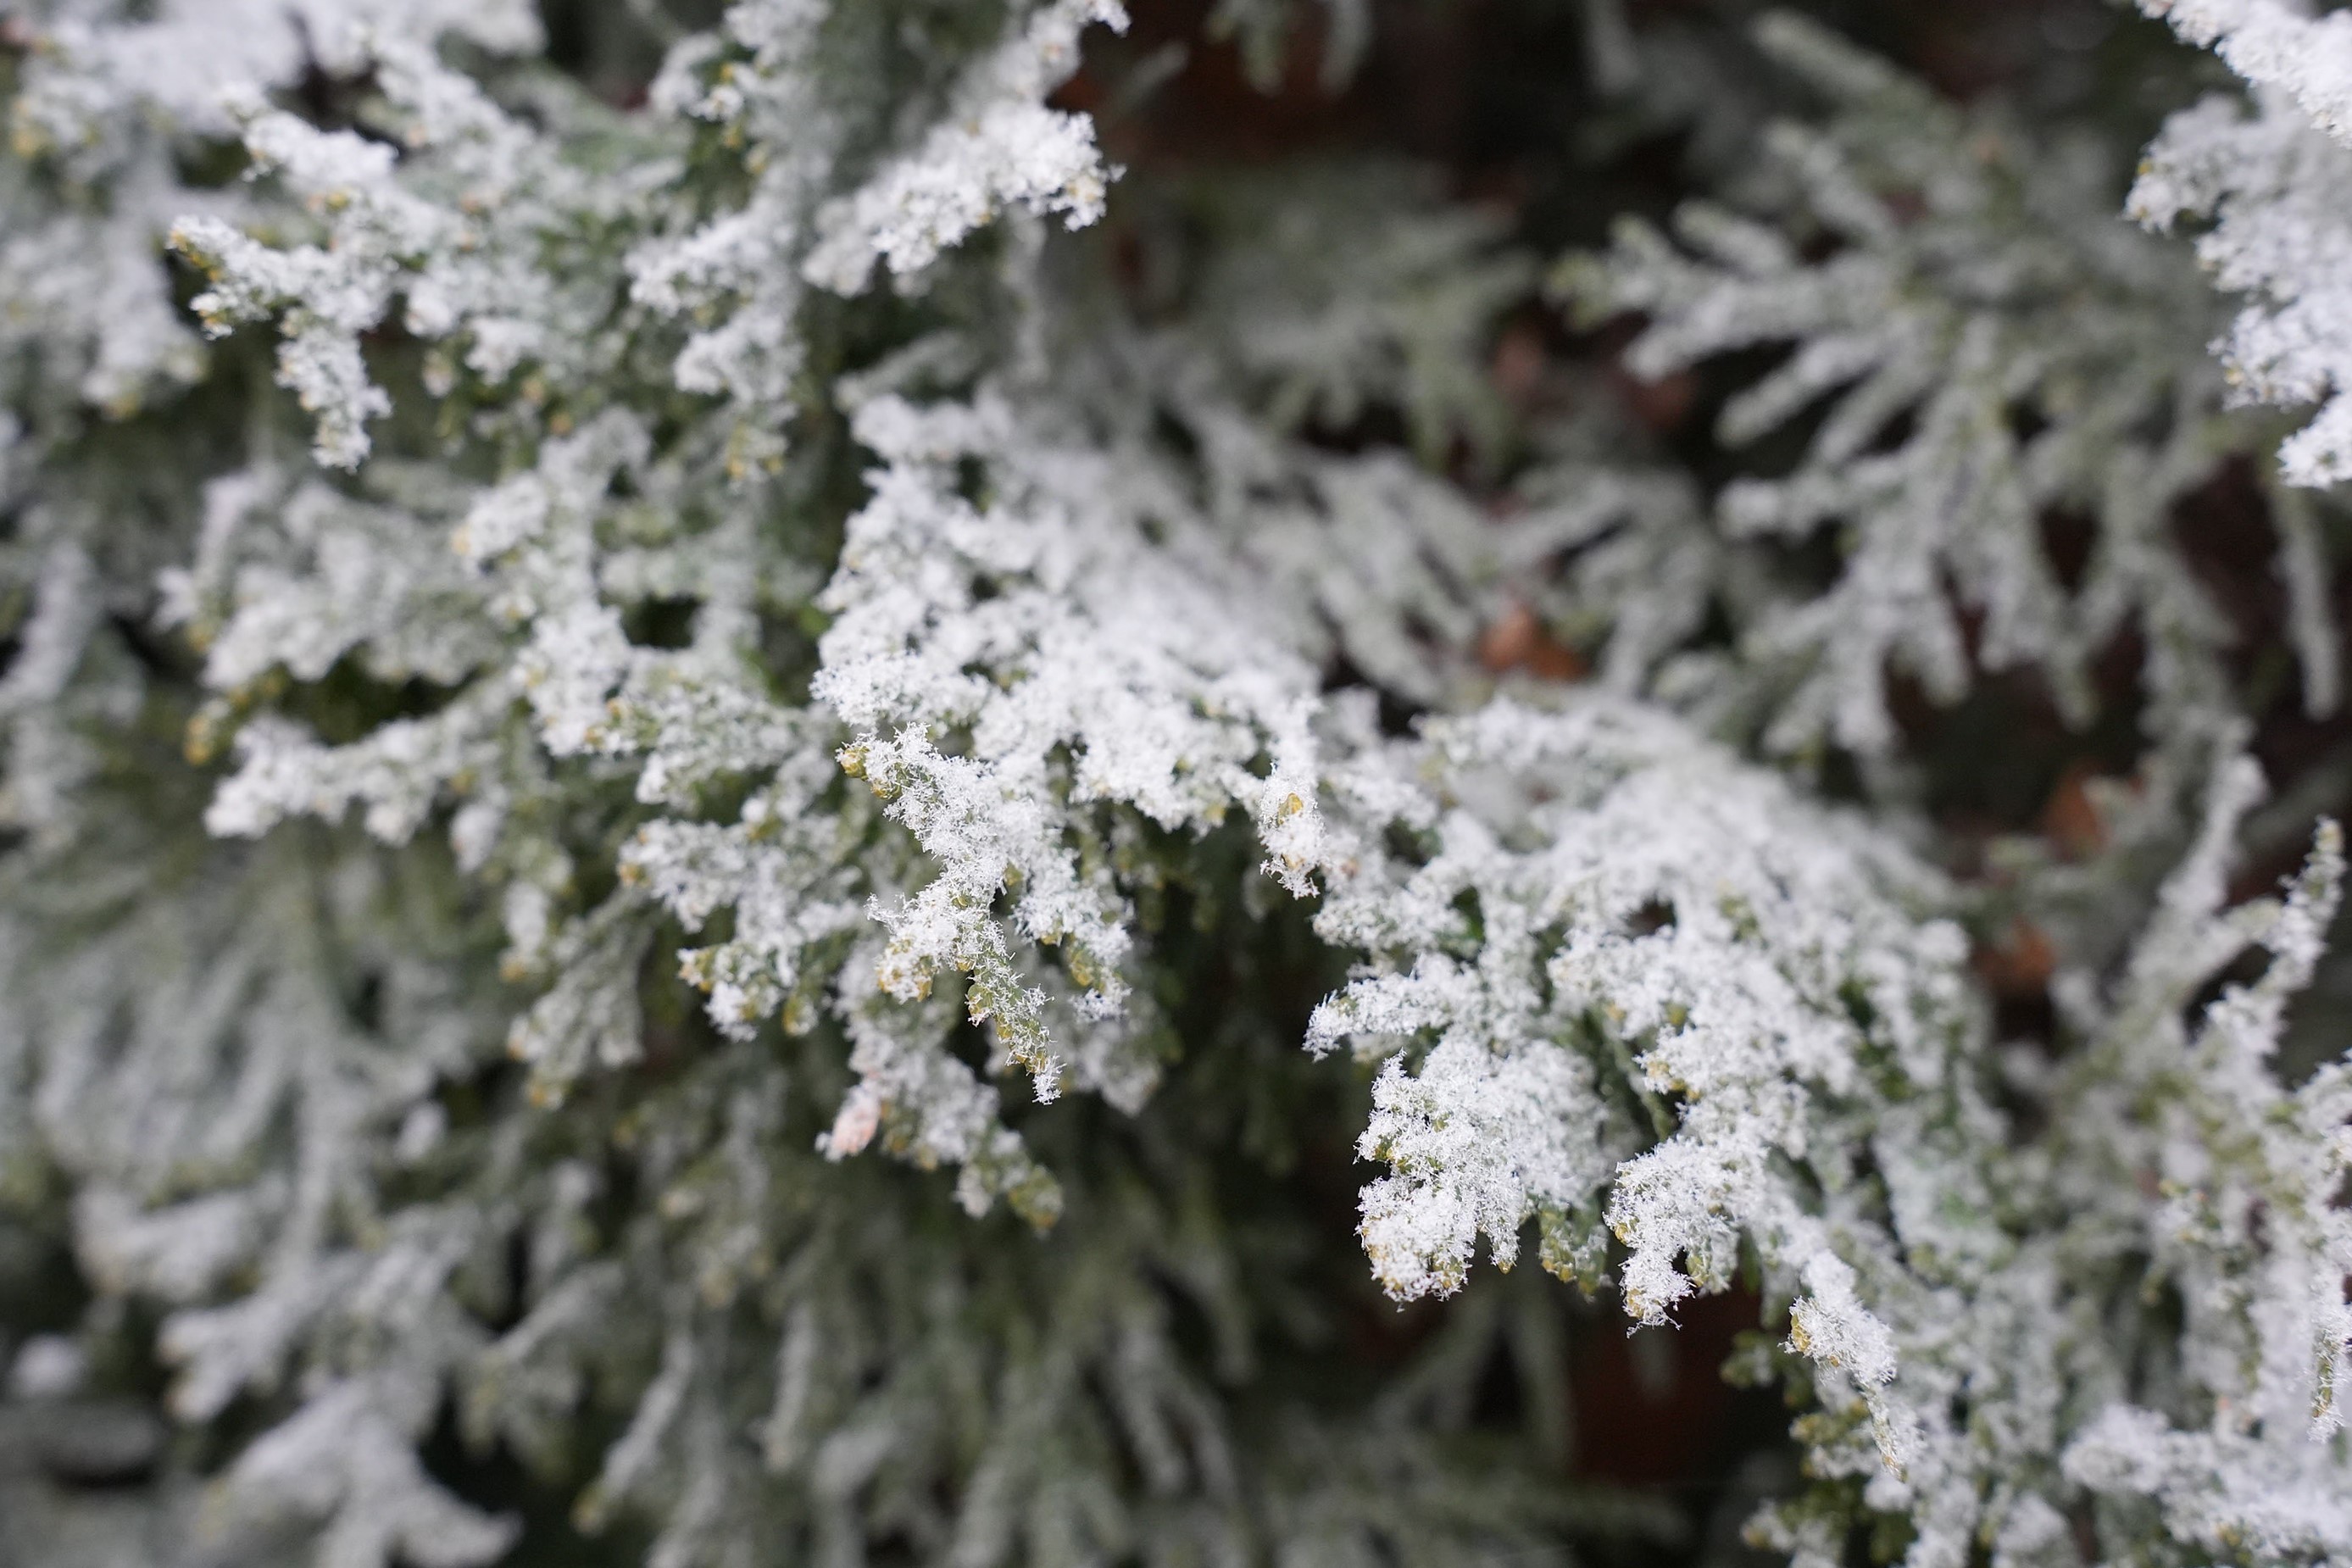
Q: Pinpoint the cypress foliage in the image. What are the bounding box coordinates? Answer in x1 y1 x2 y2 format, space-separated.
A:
3 3 2349 1565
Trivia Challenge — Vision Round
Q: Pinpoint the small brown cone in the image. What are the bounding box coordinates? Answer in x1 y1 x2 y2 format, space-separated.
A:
2041 761 2110 860
1480 601 1587 682
1974 917 2055 998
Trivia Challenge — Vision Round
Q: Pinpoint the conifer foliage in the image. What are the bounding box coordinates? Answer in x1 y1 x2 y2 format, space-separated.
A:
2 2 2350 1565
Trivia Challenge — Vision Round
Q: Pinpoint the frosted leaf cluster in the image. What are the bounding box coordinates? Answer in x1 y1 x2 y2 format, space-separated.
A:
1556 16 2253 756
2050 760 2352 1560
1309 696 1976 1318
2134 0 2352 489
800 1 1128 294
4 3 2352 1567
